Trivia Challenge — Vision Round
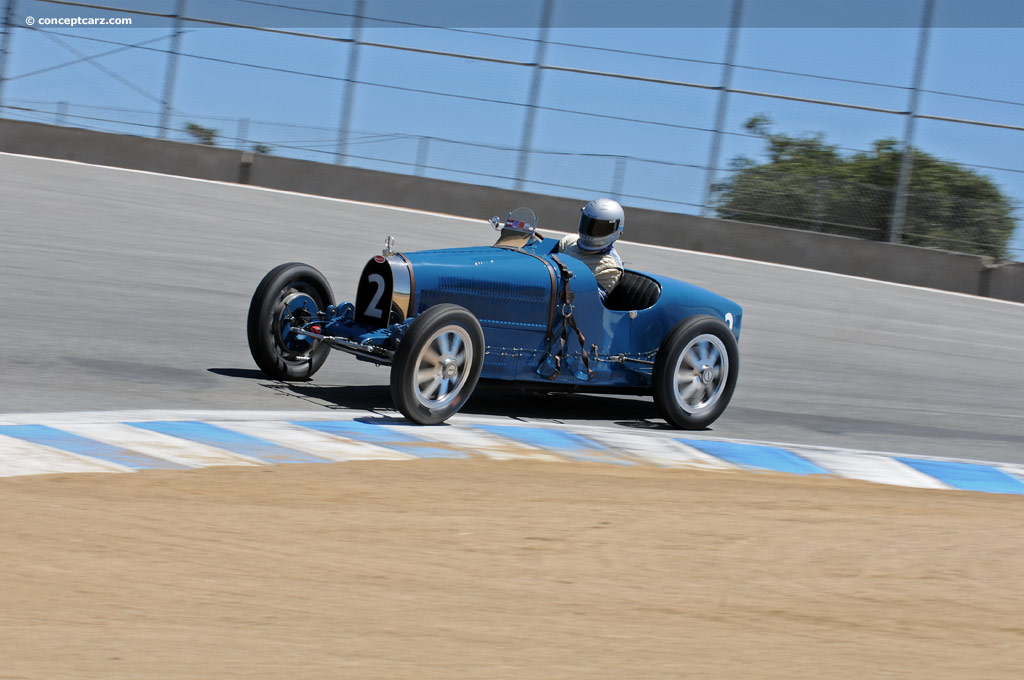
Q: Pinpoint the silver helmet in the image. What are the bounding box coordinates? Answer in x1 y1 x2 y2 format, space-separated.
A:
577 198 624 252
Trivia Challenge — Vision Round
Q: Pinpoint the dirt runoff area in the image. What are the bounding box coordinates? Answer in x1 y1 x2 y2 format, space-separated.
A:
1 459 1022 680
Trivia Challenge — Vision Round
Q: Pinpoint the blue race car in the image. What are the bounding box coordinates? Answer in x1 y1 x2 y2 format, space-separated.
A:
247 208 742 428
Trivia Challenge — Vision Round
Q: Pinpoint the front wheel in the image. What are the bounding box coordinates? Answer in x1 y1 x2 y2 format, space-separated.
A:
652 316 739 429
390 304 485 425
247 262 334 381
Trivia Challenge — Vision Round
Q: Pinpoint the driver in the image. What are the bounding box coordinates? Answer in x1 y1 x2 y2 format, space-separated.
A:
557 197 625 299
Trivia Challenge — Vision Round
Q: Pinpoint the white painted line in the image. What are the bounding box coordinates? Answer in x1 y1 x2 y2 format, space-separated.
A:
214 420 414 462
0 433 129 477
629 431 1024 476
0 151 483 224
57 423 264 469
798 450 950 490
999 467 1024 485
616 237 1024 307
2 150 1019 307
407 424 564 462
591 430 737 470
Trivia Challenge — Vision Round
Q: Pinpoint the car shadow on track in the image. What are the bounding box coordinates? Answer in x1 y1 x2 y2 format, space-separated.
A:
209 367 695 430
259 381 675 428
208 368 268 380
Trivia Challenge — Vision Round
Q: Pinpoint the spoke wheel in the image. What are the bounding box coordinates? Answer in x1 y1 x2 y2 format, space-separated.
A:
653 316 739 429
247 263 334 381
412 324 473 410
672 334 728 414
391 305 484 425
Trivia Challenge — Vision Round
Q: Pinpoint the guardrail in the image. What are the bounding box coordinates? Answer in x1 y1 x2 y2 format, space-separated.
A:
2 117 1021 302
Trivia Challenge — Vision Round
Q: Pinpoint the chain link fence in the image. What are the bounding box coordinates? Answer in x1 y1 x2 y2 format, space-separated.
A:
0 0 1021 260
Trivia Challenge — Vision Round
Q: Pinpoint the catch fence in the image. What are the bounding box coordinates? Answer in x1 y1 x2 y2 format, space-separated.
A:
0 0 1021 259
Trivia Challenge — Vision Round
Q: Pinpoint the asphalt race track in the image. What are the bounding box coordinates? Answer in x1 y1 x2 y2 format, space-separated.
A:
2 152 1022 465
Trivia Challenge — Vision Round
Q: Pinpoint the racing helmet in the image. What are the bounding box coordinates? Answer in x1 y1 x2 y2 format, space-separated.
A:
577 198 624 252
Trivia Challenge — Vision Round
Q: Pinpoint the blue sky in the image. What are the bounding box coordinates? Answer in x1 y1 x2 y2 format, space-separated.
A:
3 0 1022 257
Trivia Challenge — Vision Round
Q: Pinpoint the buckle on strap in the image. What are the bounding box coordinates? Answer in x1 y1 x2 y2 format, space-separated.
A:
536 252 594 381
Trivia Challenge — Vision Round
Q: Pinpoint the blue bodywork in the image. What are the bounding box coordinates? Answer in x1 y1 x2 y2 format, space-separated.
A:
318 232 742 392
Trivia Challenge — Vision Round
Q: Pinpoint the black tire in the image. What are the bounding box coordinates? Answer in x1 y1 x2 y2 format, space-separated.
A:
652 315 739 429
247 262 334 381
390 304 485 425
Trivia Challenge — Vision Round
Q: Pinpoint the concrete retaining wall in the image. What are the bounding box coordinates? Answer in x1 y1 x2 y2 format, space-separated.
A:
0 119 243 182
2 118 1021 302
983 261 1024 302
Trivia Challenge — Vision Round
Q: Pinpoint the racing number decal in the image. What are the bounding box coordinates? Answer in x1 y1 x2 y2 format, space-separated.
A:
725 312 734 329
355 257 394 327
364 274 386 318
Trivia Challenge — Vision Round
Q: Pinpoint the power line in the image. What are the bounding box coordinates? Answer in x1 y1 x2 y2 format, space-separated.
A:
8 91 1022 178
36 0 353 42
920 89 1024 109
225 0 922 96
31 24 1024 140
10 31 184 81
36 29 161 103
27 29 720 135
37 0 1024 110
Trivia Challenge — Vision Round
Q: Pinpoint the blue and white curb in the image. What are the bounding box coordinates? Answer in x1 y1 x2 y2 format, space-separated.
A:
1 409 1023 495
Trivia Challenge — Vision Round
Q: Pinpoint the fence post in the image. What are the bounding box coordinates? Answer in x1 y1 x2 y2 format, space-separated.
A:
236 117 249 151
56 100 68 125
335 0 365 165
888 0 935 244
415 136 430 176
702 0 743 217
158 0 185 139
0 0 16 116
611 156 627 200
515 0 553 191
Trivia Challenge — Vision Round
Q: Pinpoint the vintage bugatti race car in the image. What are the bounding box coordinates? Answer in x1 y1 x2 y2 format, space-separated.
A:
247 208 742 428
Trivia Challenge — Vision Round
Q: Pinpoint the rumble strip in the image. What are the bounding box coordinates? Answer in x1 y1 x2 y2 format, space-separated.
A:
0 410 1022 495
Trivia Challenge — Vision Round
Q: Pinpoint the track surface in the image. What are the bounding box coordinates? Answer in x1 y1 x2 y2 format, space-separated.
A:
2 152 1022 463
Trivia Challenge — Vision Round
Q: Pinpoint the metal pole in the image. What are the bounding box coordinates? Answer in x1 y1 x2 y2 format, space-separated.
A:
415 136 430 176
236 117 249 150
56 100 68 125
158 0 185 139
514 0 553 191
701 0 743 217
0 0 17 116
812 177 826 232
335 0 365 165
888 0 934 244
611 156 627 200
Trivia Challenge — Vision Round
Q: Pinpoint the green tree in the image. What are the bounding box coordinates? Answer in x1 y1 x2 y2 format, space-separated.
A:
184 122 218 146
715 116 1017 258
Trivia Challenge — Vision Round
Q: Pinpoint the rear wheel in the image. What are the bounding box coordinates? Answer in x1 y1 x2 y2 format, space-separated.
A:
390 304 485 425
247 262 333 381
653 316 739 429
